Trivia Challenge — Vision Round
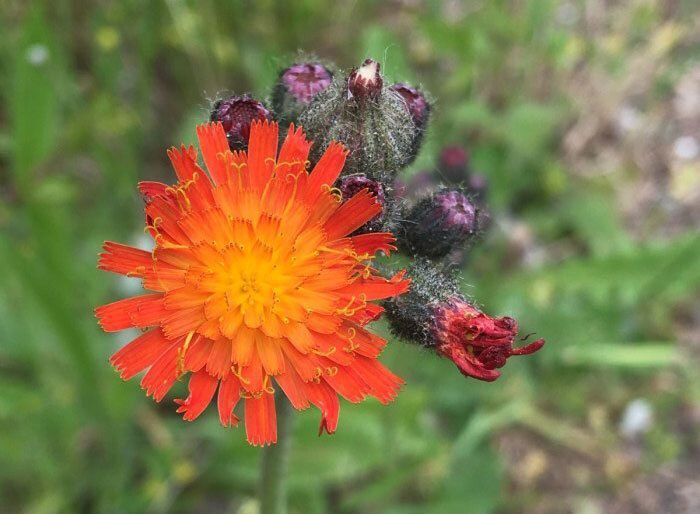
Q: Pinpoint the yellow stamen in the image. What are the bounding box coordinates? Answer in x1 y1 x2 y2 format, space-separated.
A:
177 331 195 376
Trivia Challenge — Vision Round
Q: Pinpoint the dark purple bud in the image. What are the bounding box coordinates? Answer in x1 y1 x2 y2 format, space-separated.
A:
347 59 383 101
399 189 479 259
280 63 333 104
390 83 430 129
338 174 386 232
438 145 470 184
210 95 271 150
437 190 477 231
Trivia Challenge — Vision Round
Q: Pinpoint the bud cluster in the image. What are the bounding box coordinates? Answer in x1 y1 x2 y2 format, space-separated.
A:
298 59 429 183
206 57 543 383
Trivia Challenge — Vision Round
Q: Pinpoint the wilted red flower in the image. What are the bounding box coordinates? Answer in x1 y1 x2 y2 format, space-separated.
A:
433 298 544 381
96 120 409 445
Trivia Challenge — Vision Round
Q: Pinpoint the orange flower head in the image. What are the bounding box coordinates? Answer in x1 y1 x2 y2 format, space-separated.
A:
96 121 410 445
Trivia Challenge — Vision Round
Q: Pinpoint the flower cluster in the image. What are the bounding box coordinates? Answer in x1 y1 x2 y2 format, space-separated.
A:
96 57 543 445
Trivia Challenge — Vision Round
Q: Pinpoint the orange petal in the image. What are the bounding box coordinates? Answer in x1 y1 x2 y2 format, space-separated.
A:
217 374 241 427
277 123 311 171
322 361 369 403
245 393 277 446
175 369 219 421
196 122 230 185
323 189 382 240
337 271 411 301
110 328 170 380
304 141 347 205
183 335 213 372
95 293 165 332
274 365 310 410
139 180 168 199
304 381 340 435
98 241 152 277
282 322 314 354
280 342 319 382
240 351 264 393
256 335 285 376
219 309 244 339
349 232 397 257
140 339 183 401
349 357 404 405
167 144 203 182
206 338 232 379
162 307 206 339
306 312 342 334
348 303 384 326
232 326 255 366
247 120 279 191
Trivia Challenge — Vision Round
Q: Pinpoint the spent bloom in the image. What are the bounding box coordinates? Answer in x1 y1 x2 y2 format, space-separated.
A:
384 261 544 382
96 121 409 445
432 299 544 381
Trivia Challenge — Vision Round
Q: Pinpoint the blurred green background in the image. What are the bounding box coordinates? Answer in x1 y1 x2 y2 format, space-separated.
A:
2 1 700 513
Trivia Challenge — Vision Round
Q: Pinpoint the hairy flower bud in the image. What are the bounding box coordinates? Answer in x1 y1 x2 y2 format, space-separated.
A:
399 189 479 259
348 59 383 101
272 62 333 123
390 83 430 163
338 174 386 233
298 59 420 181
390 83 430 129
384 261 544 382
210 95 271 150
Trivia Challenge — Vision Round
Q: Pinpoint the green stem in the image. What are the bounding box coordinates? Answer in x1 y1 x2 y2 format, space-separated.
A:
259 395 294 514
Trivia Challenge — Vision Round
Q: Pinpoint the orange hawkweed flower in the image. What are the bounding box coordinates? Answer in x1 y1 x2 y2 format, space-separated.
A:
96 121 410 445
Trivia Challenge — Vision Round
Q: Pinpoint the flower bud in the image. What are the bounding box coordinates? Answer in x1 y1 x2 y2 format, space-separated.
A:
348 59 383 101
390 83 430 129
210 95 271 150
399 189 479 259
298 59 419 181
391 83 430 164
384 261 544 382
338 174 386 233
272 62 333 124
